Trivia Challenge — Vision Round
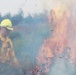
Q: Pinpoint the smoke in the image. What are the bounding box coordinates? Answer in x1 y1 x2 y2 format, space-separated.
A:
0 0 76 75
37 0 76 75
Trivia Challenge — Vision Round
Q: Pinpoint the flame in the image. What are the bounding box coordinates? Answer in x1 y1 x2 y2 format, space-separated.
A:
53 4 67 19
37 5 73 74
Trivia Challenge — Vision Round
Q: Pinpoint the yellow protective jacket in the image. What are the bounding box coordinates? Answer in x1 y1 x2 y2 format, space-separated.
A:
0 35 18 64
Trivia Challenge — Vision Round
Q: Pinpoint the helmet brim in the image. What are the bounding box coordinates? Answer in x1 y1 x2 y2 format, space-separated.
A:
0 25 13 31
7 27 13 31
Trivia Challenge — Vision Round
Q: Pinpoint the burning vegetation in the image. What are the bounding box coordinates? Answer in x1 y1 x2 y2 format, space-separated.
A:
37 4 76 75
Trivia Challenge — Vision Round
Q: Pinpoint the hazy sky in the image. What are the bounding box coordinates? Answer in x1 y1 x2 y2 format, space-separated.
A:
0 0 75 17
0 0 58 16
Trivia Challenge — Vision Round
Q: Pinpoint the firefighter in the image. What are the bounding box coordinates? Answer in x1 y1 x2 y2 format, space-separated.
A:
0 19 19 66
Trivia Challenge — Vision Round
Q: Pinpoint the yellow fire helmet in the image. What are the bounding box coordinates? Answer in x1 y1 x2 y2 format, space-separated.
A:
0 19 13 31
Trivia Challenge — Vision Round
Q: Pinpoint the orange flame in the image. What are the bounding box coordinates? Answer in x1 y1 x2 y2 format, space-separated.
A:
37 5 72 74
